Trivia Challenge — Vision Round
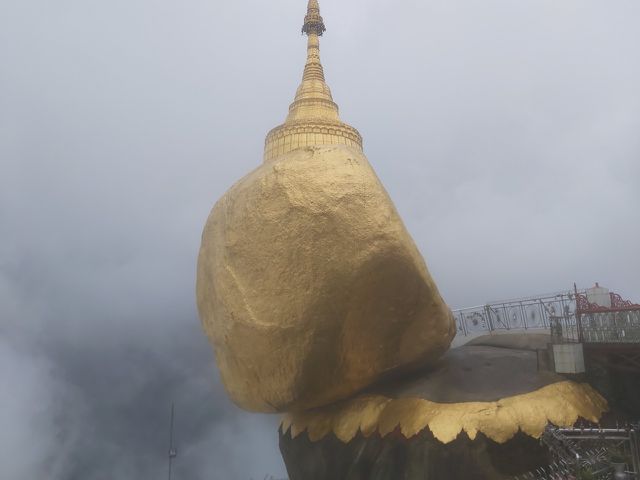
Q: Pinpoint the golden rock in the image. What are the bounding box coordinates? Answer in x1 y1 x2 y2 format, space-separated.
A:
196 0 455 413
197 144 456 412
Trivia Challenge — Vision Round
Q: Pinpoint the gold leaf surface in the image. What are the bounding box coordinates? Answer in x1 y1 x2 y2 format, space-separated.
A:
281 381 608 445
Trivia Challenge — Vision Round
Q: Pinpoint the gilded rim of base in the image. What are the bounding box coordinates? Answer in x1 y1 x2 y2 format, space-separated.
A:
281 381 608 445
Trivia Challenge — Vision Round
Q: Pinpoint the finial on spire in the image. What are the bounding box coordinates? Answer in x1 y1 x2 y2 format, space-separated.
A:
302 0 326 36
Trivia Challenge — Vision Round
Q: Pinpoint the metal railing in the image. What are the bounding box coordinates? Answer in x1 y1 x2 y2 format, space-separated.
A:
513 424 640 479
452 291 580 339
453 290 640 345
579 311 640 344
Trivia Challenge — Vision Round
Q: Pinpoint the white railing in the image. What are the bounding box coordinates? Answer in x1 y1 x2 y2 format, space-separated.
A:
452 291 580 339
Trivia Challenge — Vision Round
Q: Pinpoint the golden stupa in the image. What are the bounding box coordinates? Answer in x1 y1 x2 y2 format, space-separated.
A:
263 0 362 162
197 1 607 457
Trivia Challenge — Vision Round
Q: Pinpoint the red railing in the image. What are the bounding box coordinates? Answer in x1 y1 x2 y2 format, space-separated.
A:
574 286 640 344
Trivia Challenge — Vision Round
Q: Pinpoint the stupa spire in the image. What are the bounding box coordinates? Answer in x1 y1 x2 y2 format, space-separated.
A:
263 0 362 162
299 0 327 85
286 0 336 123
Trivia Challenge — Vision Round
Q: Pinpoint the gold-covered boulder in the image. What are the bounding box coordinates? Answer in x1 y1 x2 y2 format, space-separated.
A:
196 144 456 413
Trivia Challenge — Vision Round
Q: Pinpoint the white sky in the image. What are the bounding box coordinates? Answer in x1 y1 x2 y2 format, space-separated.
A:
1 0 639 478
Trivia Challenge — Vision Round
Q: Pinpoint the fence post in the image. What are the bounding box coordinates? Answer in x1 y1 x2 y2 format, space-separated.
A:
484 305 493 332
575 283 585 343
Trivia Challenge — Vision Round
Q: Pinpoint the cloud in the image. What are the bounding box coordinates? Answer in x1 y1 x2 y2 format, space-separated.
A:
0 275 284 480
0 0 639 478
0 336 71 479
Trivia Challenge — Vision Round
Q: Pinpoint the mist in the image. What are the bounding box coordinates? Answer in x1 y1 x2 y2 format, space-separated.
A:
1 0 639 478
